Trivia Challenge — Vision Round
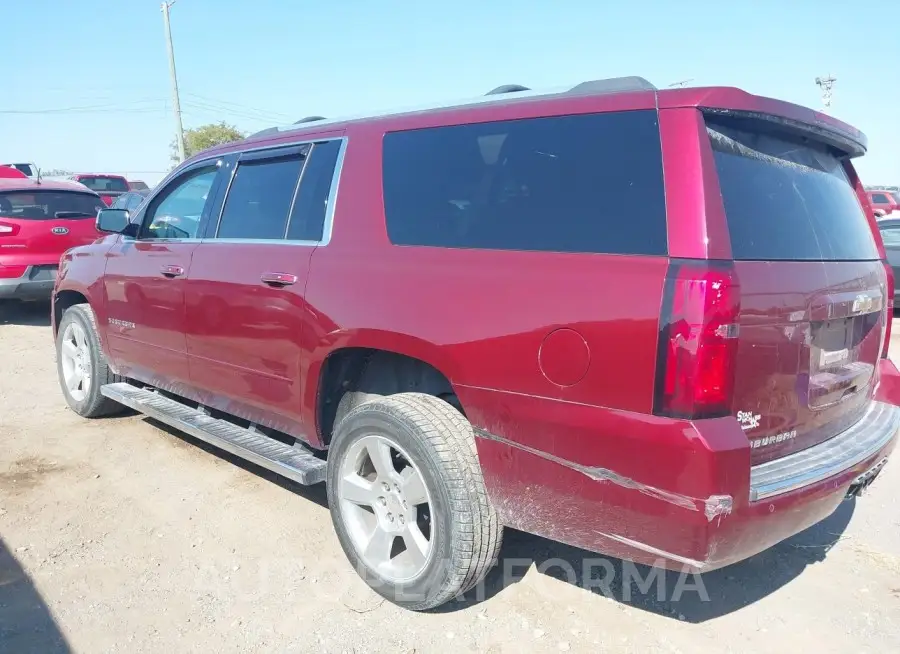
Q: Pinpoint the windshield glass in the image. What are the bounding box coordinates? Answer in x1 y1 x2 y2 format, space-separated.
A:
0 191 105 220
77 176 129 192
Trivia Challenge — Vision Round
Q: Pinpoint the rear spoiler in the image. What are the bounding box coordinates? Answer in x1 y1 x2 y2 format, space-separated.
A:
659 86 867 158
701 108 867 159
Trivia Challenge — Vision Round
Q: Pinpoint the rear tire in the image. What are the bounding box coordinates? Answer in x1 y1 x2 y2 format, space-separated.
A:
326 393 503 610
56 304 124 418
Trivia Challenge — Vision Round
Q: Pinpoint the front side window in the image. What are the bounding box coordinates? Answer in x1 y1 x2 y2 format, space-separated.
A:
141 167 217 240
382 110 668 255
216 153 306 240
872 193 890 204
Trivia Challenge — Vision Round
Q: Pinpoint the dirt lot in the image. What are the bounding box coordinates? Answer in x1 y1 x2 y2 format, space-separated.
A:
2 301 900 653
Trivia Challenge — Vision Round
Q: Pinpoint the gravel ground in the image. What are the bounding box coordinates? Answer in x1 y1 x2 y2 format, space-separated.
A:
1 300 900 653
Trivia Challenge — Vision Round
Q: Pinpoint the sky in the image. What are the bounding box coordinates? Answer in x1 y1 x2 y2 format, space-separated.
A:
4 0 898 186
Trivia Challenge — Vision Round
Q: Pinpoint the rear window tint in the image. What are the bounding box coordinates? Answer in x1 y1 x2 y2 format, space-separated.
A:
708 120 878 261
382 110 667 255
77 176 129 193
0 191 104 220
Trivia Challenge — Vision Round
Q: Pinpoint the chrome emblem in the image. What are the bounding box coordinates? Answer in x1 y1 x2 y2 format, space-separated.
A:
51 226 69 235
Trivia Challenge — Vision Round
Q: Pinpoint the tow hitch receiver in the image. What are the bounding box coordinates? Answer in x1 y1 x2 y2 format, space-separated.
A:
846 457 888 498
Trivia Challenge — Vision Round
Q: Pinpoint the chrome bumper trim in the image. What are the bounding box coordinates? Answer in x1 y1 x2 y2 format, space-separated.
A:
749 401 899 502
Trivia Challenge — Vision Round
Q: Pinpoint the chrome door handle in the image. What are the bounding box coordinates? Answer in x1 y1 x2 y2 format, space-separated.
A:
160 264 184 278
260 272 298 287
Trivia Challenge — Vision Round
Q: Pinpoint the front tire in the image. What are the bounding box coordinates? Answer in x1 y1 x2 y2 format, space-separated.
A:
326 393 503 610
56 304 124 417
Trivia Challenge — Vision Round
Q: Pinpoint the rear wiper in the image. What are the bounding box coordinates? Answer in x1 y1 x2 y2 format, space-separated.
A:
54 211 94 218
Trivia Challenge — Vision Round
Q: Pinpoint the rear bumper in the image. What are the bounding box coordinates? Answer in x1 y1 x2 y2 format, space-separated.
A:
464 363 900 572
0 265 58 300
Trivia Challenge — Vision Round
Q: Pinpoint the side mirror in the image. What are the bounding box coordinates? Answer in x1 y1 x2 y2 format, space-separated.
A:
96 208 133 235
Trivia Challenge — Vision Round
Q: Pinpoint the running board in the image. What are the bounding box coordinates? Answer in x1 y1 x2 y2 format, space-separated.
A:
100 382 326 485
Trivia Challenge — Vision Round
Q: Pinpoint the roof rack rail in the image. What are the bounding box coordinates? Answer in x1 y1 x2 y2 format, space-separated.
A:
567 76 657 96
248 126 280 138
485 84 531 96
294 115 326 124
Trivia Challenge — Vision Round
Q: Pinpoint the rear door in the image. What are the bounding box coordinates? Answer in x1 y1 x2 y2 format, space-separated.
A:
184 139 343 437
0 189 105 271
706 118 886 464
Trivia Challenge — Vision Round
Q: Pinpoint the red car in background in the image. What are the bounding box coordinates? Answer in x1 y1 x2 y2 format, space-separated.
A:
0 167 28 179
0 178 106 300
868 189 900 218
70 173 130 207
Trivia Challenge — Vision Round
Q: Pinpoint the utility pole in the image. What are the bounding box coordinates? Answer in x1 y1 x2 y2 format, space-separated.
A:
815 74 836 112
162 0 186 163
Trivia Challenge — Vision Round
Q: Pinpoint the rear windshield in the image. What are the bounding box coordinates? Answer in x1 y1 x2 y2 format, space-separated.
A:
77 176 129 193
12 164 35 177
0 191 105 220
707 120 878 261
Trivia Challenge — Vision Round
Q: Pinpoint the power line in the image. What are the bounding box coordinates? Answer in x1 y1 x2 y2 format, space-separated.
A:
181 100 289 124
181 92 293 121
0 99 167 114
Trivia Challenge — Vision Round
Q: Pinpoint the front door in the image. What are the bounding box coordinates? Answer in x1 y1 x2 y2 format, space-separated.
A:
103 162 222 388
184 139 343 438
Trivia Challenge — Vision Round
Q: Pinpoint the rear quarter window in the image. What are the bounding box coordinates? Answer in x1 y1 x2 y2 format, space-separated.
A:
707 119 878 261
382 109 668 255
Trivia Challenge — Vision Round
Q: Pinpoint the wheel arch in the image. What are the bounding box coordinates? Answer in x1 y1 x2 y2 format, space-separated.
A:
309 329 462 447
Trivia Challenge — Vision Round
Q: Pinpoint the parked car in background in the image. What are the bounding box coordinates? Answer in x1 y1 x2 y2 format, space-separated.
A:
51 77 900 610
128 180 150 191
109 189 149 213
878 218 900 305
0 166 28 179
2 163 37 179
70 173 130 207
0 178 105 300
868 189 900 218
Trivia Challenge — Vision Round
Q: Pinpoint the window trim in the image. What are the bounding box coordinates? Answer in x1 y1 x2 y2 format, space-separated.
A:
206 136 348 247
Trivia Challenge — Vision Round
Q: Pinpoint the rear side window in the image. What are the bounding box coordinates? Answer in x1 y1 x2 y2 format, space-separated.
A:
216 153 305 240
708 120 878 261
872 193 890 204
0 191 104 220
76 176 129 193
286 140 342 242
382 110 668 255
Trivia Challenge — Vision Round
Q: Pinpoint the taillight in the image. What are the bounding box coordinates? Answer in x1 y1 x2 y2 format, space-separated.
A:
101 195 114 206
882 260 894 358
653 260 741 419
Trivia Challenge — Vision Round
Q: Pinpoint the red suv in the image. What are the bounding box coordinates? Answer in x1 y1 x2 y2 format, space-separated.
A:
0 178 106 300
51 77 900 610
868 189 900 218
70 173 130 207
